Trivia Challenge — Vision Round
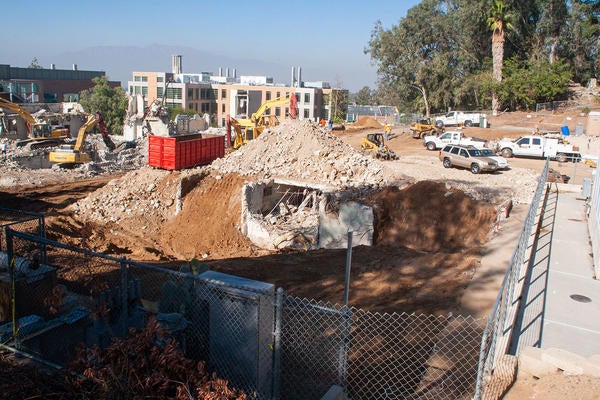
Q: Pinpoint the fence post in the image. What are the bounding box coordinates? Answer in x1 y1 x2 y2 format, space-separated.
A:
271 288 284 400
5 227 18 345
38 215 47 264
120 259 128 337
338 232 353 391
343 232 353 307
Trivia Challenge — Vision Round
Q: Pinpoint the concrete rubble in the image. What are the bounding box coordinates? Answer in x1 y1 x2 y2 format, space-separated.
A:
211 120 395 188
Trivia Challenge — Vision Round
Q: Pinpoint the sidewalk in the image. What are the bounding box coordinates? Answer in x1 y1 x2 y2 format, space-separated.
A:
538 185 600 357
510 183 600 366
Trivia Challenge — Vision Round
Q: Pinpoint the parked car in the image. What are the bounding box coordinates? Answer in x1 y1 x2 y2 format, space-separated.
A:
478 148 509 170
439 144 499 174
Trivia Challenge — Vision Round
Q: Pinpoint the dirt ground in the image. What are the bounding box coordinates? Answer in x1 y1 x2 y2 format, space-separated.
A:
1 108 599 398
0 110 596 313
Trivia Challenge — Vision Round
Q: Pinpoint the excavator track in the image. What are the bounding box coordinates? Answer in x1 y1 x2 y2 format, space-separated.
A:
28 139 63 150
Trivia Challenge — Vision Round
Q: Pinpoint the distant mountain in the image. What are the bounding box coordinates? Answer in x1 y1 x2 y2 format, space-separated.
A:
53 44 294 87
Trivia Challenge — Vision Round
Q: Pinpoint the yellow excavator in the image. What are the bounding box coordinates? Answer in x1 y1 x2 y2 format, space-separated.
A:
49 111 115 165
0 97 70 148
227 95 298 149
361 133 399 160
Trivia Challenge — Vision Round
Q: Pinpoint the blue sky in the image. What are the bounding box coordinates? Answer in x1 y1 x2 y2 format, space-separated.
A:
4 0 419 91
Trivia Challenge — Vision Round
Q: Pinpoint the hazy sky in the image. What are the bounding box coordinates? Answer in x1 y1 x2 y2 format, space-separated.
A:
4 0 419 91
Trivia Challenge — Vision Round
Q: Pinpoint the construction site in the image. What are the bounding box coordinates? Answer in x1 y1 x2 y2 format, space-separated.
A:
1 83 600 399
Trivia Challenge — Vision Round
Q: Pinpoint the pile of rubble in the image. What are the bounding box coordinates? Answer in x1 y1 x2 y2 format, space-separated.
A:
71 166 182 228
211 120 399 187
0 133 150 183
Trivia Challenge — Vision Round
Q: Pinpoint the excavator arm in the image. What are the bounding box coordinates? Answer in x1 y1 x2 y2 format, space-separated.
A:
249 97 290 123
49 111 115 164
73 111 115 152
226 94 297 150
0 98 37 129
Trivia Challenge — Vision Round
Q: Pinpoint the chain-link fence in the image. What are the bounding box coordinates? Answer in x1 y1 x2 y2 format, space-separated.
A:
0 207 45 252
474 159 550 399
535 100 577 112
280 295 484 400
1 226 491 399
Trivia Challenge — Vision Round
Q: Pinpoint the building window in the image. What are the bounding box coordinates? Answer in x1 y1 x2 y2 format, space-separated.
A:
304 109 310 118
222 104 225 113
276 92 280 98
196 88 200 99
157 76 164 82
304 93 310 103
221 89 226 99
141 76 148 82
266 92 271 100
134 86 141 94
63 93 79 101
166 87 182 100
201 103 210 113
157 87 163 98
142 86 148 96
134 76 141 82
275 107 281 117
189 104 194 110
188 88 194 99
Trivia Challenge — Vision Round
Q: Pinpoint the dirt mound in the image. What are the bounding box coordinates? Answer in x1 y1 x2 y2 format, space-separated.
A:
211 120 398 187
355 116 384 128
369 181 496 252
158 173 259 260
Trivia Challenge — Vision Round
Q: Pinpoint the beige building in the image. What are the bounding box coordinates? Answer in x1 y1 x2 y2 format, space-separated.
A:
127 57 347 128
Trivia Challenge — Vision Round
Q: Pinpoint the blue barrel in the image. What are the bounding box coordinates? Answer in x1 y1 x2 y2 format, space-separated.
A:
561 125 570 136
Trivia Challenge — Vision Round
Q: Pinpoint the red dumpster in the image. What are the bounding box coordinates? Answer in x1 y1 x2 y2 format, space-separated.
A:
148 134 225 170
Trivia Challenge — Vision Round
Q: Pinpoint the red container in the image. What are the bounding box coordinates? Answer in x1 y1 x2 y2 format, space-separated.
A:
148 134 225 170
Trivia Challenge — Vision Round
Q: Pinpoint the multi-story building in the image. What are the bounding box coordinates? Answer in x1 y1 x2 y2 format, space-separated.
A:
127 56 347 128
0 63 120 103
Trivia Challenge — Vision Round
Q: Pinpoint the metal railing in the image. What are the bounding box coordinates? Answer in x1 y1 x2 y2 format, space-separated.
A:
1 227 486 399
474 159 550 398
587 152 600 278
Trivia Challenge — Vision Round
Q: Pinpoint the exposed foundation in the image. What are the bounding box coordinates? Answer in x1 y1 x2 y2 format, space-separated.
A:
241 179 373 250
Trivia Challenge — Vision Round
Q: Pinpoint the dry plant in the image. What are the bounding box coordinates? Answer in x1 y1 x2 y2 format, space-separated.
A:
70 316 247 400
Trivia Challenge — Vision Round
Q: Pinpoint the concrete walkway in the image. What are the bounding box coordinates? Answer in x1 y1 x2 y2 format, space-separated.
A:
510 183 600 376
537 185 600 357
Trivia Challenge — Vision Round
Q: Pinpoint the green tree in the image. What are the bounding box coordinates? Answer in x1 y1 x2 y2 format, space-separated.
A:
79 76 128 135
353 86 374 105
167 106 197 120
487 0 514 116
498 58 572 110
560 0 600 84
28 57 43 69
366 0 455 116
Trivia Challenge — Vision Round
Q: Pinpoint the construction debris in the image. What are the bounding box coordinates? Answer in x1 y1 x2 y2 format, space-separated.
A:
211 120 394 188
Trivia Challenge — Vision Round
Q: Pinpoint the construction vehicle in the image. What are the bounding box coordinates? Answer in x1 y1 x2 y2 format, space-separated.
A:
227 95 298 149
361 133 399 160
410 118 443 139
49 111 115 165
0 98 70 148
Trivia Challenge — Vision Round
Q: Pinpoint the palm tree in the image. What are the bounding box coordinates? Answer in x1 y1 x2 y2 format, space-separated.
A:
487 0 514 116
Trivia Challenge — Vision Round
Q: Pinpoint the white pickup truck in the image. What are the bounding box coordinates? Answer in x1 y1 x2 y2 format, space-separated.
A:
423 130 488 151
434 111 485 128
496 135 581 162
